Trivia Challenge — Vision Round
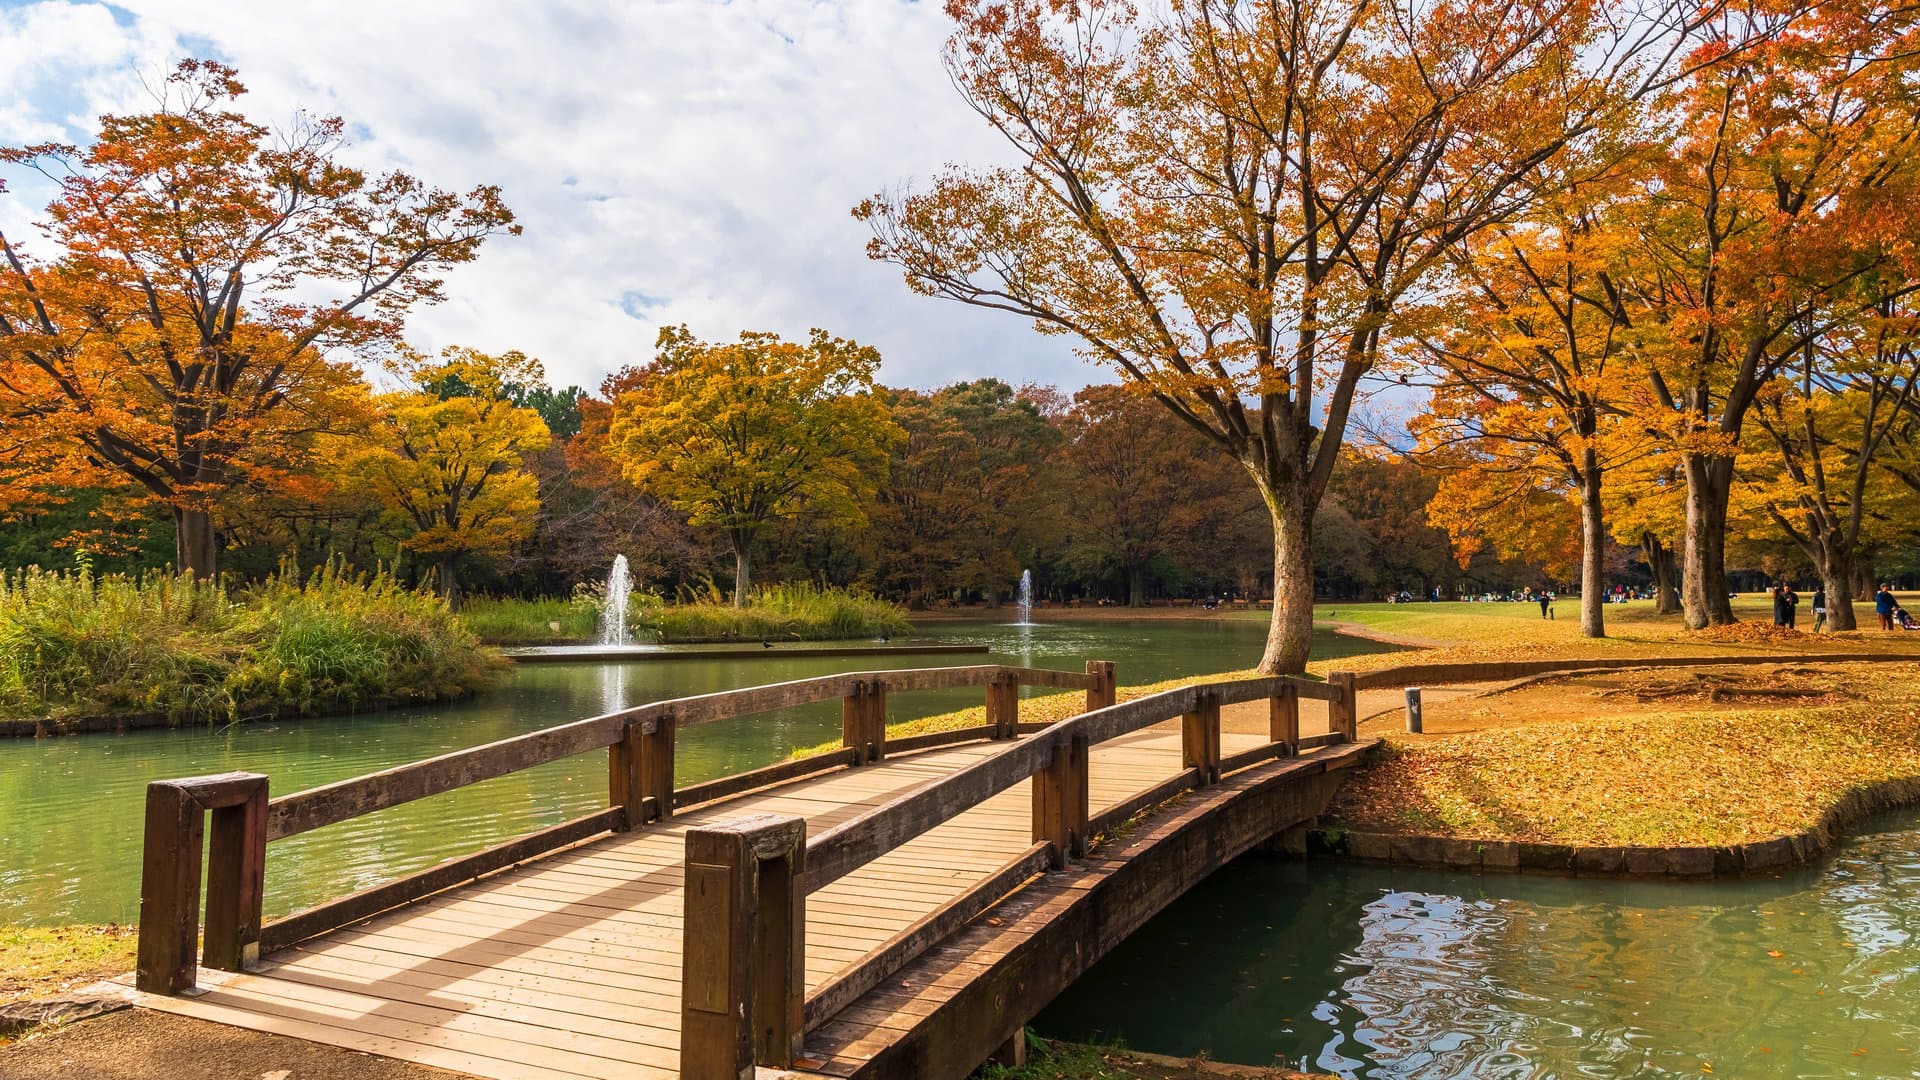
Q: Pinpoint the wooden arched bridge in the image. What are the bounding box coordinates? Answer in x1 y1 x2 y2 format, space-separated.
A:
125 660 1372 1080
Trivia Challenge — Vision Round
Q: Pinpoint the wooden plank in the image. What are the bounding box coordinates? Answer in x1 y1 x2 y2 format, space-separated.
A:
1219 742 1281 776
267 716 627 840
805 736 1054 890
260 807 624 953
1086 768 1200 838
886 727 996 755
202 776 269 972
803 841 1051 1031
673 748 859 810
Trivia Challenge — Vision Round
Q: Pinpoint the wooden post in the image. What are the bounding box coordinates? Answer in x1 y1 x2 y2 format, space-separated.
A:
1182 690 1222 785
986 673 1019 739
1031 729 1089 868
614 713 675 828
1270 681 1300 757
681 813 807 1079
843 681 887 763
1405 687 1424 734
867 680 889 762
1330 671 1358 742
137 772 269 994
1083 660 1116 712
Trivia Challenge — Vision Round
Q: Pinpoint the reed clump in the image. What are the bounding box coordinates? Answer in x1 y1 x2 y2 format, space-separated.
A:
0 560 503 724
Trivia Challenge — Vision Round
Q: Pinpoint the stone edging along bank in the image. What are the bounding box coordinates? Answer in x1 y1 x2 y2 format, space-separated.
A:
1310 776 1920 879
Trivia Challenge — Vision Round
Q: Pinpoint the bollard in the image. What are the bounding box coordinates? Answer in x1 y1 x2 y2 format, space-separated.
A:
1405 687 1423 734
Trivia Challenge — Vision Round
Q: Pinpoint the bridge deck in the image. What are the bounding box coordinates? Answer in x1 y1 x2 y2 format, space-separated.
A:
133 724 1284 1080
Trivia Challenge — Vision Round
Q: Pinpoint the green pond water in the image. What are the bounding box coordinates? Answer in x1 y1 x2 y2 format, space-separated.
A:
0 618 1388 927
1036 811 1920 1078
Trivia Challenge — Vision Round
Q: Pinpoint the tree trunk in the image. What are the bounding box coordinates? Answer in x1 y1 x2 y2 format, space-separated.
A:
174 508 219 579
731 540 751 608
1126 565 1146 608
1578 468 1606 638
1641 533 1680 615
1259 500 1314 674
1822 563 1856 632
1680 455 1736 628
1855 562 1876 602
439 553 461 609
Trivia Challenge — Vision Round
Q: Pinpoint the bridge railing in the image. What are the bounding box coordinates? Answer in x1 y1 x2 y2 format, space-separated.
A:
132 659 1120 995
679 669 1358 1077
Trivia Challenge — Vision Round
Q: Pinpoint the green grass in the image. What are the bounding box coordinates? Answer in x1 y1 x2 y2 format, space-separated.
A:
0 925 136 1005
1329 662 1920 847
0 560 504 724
458 583 912 645
649 582 910 643
457 595 602 643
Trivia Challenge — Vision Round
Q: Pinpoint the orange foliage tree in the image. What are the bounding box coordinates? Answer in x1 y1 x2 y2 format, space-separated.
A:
0 61 517 576
1410 192 1660 637
1611 1 1920 627
858 0 1705 671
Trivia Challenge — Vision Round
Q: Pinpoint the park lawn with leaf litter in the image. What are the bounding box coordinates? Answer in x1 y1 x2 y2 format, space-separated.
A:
1329 670 1920 847
0 925 135 1006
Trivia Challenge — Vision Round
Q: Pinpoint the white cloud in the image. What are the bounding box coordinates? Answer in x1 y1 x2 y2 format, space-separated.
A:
0 0 1093 393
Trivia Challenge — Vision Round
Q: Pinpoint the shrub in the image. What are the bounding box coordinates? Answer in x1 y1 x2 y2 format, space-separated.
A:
0 559 503 724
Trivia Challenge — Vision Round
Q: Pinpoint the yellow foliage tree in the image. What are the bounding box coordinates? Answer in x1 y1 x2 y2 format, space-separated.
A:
326 348 551 603
604 327 902 606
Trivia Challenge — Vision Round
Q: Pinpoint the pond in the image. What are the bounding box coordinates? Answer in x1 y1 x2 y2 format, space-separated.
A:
1035 808 1920 1078
0 617 1392 927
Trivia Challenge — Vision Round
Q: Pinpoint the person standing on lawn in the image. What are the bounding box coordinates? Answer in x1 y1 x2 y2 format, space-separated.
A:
1879 584 1898 631
1813 586 1827 633
1538 592 1551 620
1771 584 1789 627
1783 584 1799 629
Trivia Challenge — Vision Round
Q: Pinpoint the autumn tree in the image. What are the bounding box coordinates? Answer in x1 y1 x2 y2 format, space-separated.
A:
1747 288 1920 628
326 348 551 604
1611 1 1920 626
605 326 902 606
859 0 1702 671
0 61 517 577
1411 199 1659 637
869 381 1062 608
1058 384 1255 605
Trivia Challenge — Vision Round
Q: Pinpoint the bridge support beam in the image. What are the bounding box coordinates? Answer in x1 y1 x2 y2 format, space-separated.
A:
682 813 806 1079
137 772 269 994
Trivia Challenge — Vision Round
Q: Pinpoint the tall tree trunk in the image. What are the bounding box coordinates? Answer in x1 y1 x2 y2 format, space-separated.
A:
731 540 751 608
1258 497 1314 674
439 552 461 609
1127 565 1146 608
1855 562 1876 602
1680 454 1736 627
174 508 219 579
1578 464 1606 638
1641 533 1680 615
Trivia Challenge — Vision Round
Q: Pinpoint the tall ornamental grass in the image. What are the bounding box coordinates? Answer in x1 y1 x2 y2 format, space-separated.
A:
647 582 910 642
0 561 503 724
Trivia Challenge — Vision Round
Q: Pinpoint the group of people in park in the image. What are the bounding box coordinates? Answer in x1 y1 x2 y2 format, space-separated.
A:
1773 582 1919 631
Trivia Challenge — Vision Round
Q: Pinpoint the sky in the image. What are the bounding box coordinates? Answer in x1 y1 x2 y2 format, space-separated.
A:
0 0 1091 394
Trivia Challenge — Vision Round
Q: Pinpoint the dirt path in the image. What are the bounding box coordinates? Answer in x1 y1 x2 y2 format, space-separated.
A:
0 1007 470 1079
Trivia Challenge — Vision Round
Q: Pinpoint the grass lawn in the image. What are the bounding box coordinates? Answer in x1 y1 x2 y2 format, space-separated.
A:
1329 662 1920 846
0 925 136 1045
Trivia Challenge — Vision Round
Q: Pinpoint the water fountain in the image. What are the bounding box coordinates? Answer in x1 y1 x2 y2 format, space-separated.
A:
1014 569 1034 626
600 554 632 646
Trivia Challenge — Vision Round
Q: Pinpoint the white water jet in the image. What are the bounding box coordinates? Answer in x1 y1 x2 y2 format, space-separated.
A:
1014 569 1034 626
600 554 632 646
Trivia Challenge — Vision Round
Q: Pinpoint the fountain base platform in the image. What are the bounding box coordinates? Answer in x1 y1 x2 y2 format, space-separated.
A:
501 643 992 664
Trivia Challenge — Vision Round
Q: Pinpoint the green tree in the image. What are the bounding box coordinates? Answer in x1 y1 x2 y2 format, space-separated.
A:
605 326 902 606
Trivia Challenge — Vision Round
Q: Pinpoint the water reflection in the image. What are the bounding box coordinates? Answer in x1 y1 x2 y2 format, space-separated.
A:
1036 811 1920 1078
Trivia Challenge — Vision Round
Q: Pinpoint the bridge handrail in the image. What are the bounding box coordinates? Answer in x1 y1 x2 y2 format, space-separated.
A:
132 659 1118 994
263 663 1095 840
786 671 1356 1042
